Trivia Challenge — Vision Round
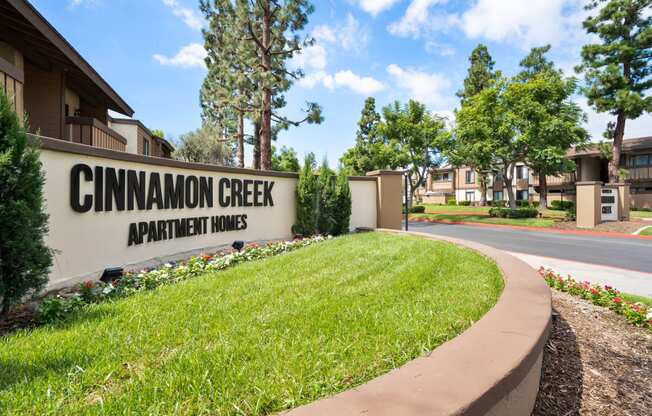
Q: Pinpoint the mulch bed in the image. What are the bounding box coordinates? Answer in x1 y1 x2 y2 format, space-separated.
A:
532 290 651 415
552 219 647 234
0 306 39 337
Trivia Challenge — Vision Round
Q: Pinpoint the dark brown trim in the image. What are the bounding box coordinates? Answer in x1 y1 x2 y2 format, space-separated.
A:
65 116 128 145
39 136 301 178
6 0 134 116
0 55 24 83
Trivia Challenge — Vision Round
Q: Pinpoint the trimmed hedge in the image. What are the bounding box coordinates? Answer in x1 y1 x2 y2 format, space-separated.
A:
488 207 539 218
549 200 575 211
404 205 426 214
458 201 472 206
447 199 457 205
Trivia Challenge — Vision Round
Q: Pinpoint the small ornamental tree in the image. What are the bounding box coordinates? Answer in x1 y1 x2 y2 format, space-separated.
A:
333 169 352 236
0 91 52 317
317 159 337 235
292 153 319 236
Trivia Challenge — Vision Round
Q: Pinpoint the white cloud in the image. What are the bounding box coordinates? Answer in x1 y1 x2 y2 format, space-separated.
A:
291 44 328 70
386 64 452 108
162 0 203 31
424 40 455 56
153 43 207 69
69 0 100 7
460 0 584 49
352 0 402 17
313 14 369 53
387 0 455 39
299 70 386 95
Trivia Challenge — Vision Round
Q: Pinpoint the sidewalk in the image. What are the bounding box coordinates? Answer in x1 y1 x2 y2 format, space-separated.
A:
506 251 652 298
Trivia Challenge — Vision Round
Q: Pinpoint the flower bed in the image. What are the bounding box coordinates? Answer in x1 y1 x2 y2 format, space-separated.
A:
38 236 328 323
538 267 651 330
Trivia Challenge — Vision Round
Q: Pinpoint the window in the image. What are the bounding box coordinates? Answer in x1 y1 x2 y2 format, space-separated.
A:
465 191 475 201
493 191 503 201
465 170 475 184
143 138 150 156
516 166 528 180
435 172 450 182
632 155 650 167
516 190 529 201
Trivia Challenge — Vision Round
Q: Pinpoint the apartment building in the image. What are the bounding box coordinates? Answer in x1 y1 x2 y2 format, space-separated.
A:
0 0 172 158
422 136 652 209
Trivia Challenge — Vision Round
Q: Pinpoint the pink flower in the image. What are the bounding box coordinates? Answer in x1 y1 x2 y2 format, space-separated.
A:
604 285 612 291
613 297 622 304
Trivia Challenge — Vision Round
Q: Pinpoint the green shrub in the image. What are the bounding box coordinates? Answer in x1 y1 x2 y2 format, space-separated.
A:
317 160 337 235
488 207 539 218
531 201 540 208
458 201 472 206
515 200 530 208
407 205 425 213
565 205 576 221
332 170 352 236
549 200 575 211
447 198 457 205
0 90 53 317
489 200 506 207
292 154 319 236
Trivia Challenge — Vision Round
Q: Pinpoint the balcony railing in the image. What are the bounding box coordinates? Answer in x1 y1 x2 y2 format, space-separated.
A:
430 180 454 192
66 116 127 152
531 172 577 186
626 166 652 181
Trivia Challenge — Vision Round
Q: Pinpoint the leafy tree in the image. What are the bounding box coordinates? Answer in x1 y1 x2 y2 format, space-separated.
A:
201 0 323 170
340 97 392 175
173 125 235 166
271 145 300 172
379 100 450 203
576 0 651 182
333 168 352 236
292 153 319 236
317 158 337 234
0 91 52 317
516 46 588 208
450 44 501 205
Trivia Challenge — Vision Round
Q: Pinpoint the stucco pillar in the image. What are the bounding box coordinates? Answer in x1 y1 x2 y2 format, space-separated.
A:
366 170 403 230
605 183 630 221
576 181 601 228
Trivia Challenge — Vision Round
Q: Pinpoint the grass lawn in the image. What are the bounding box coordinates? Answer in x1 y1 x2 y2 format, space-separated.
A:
621 292 652 308
631 210 652 219
638 226 652 236
0 233 503 415
411 212 556 228
423 204 491 214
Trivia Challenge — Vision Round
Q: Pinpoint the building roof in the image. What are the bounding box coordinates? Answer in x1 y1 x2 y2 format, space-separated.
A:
1 0 134 116
567 136 652 158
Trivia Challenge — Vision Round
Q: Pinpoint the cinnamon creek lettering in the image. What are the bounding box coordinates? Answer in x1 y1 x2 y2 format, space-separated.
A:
70 164 275 246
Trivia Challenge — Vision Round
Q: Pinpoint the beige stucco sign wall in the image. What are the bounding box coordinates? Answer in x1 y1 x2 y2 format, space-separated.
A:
40 140 379 289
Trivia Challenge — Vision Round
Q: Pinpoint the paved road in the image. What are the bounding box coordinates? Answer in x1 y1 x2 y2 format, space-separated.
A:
407 221 652 274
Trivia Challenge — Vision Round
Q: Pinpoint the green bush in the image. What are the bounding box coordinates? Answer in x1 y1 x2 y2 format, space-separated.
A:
317 160 337 235
489 200 506 207
458 201 472 206
549 200 575 211
0 90 53 317
447 198 457 205
406 205 425 213
292 154 319 236
332 170 352 236
515 200 530 208
488 207 539 218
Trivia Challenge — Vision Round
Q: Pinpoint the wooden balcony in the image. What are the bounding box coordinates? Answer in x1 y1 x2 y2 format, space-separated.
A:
531 172 577 187
66 116 126 152
430 180 454 192
627 166 652 182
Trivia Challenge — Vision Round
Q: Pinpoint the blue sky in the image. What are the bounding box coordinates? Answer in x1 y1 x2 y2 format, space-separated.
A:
33 0 650 166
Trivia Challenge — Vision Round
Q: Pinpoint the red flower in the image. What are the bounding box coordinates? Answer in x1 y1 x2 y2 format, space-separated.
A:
83 281 94 289
590 288 599 295
612 297 622 304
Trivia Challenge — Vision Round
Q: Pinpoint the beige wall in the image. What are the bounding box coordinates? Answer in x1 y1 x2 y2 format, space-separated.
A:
108 121 138 154
40 147 379 288
631 193 652 210
64 88 80 116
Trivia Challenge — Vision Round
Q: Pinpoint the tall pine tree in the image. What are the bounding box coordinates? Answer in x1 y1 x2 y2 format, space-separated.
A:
577 0 651 182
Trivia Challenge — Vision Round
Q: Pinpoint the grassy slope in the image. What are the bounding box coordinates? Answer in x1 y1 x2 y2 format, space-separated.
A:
0 233 503 415
631 210 652 219
638 226 652 236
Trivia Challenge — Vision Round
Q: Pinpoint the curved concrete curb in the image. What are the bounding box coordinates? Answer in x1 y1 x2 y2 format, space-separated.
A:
283 230 551 416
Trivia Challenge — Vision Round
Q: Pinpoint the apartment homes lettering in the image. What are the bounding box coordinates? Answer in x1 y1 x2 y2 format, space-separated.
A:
0 0 173 158
422 138 652 210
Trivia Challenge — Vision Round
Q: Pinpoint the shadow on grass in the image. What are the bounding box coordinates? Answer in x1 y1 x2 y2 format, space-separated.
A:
531 309 583 415
0 307 117 391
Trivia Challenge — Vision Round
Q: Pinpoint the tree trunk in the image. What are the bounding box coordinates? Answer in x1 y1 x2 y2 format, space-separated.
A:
479 174 487 206
609 110 626 183
504 164 516 209
1 298 10 319
539 173 548 209
237 112 245 168
252 120 261 170
259 0 272 170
